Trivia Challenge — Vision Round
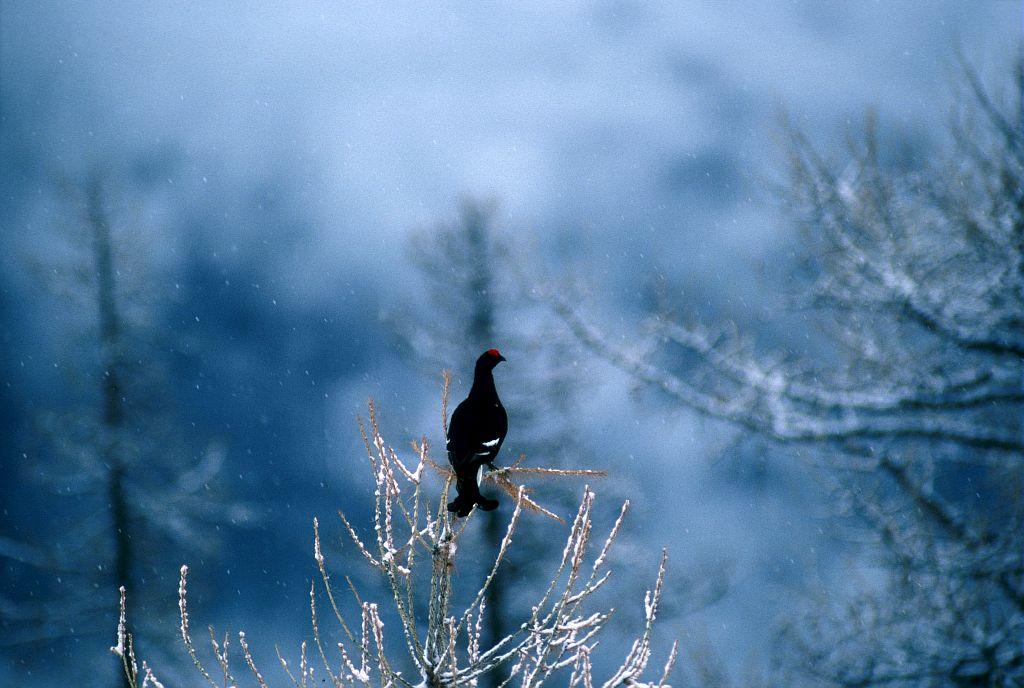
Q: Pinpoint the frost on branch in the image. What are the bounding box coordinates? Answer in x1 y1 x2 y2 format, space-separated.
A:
551 59 1024 686
112 401 675 688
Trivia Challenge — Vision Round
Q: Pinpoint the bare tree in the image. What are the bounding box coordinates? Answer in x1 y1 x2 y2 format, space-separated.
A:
112 400 677 688
2 171 251 687
396 200 590 688
554 60 1023 686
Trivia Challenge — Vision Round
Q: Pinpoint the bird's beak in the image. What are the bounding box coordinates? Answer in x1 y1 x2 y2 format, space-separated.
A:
498 355 507 364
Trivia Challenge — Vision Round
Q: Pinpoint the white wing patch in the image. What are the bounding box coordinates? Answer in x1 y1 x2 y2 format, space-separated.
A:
476 464 484 487
481 438 501 447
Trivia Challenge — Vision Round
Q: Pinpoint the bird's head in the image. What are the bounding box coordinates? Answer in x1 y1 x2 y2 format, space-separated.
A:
477 348 506 370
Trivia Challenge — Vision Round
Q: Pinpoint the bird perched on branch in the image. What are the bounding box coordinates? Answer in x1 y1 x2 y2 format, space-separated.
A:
446 348 507 517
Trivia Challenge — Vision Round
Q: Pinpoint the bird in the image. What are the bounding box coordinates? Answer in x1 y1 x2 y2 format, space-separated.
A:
446 348 508 517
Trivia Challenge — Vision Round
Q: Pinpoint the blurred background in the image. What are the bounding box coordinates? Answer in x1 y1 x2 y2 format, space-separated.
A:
1 2 1020 686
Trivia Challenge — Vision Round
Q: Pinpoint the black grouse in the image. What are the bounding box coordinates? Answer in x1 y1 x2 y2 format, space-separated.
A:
446 348 508 517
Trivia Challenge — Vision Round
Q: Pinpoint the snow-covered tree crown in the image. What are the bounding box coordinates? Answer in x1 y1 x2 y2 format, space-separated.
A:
111 400 676 688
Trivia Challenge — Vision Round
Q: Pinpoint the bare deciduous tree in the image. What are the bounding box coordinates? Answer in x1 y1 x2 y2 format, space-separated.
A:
553 60 1023 686
112 401 677 688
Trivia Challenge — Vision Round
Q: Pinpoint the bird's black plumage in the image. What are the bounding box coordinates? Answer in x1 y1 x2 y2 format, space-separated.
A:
446 348 508 517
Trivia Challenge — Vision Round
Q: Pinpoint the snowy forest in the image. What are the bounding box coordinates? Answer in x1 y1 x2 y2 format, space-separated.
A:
1 3 1021 687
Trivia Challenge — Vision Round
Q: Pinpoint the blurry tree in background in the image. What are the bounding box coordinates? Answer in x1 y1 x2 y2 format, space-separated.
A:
0 172 251 687
395 200 589 687
556 62 1023 686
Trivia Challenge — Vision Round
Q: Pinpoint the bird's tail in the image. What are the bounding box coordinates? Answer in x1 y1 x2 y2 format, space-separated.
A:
447 494 474 518
447 493 498 517
448 476 499 517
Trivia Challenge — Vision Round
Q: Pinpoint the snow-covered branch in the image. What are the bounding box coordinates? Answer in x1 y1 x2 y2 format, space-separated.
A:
111 401 676 688
552 58 1023 687
553 291 1022 455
